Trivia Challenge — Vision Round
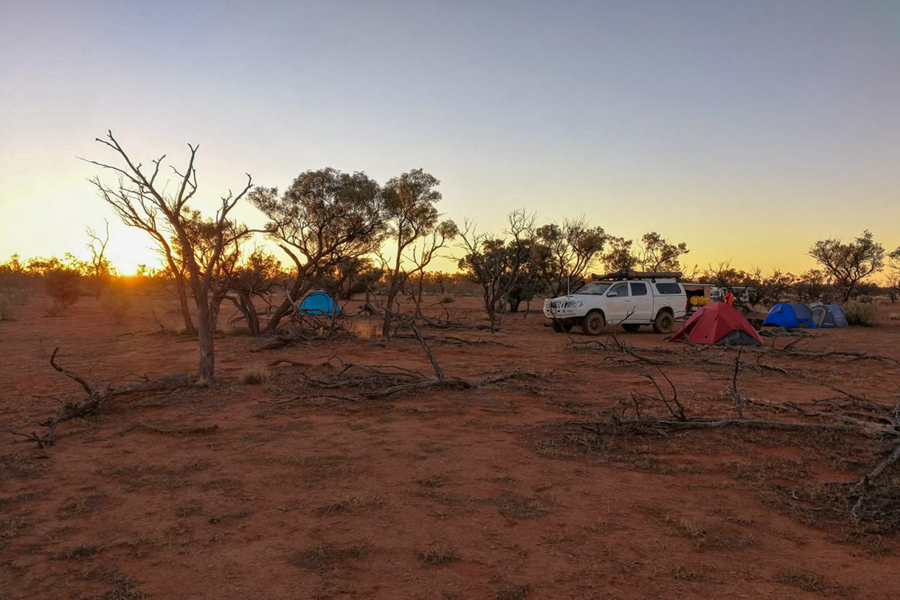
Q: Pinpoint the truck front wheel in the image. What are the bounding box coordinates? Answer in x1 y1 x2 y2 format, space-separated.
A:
653 310 674 334
581 311 606 336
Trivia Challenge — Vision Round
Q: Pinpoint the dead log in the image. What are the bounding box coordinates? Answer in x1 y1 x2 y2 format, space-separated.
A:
14 348 194 448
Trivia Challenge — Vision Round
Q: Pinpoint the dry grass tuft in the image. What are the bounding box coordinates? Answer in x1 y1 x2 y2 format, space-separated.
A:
492 494 549 520
291 543 370 571
98 462 208 491
54 543 101 560
0 451 44 482
239 364 270 385
59 491 106 517
97 577 149 600
658 513 756 550
417 547 459 565
496 584 533 599
775 569 854 597
0 491 42 507
317 494 385 515
417 474 446 488
177 501 203 517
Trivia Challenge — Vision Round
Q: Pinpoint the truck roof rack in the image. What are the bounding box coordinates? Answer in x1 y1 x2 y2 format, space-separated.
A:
591 269 682 281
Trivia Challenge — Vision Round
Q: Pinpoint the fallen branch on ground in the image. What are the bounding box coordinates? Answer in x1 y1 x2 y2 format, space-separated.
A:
270 321 544 400
121 421 219 436
12 348 194 448
588 417 899 438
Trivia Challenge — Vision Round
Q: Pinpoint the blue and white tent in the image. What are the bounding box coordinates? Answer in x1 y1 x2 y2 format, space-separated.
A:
298 290 341 316
810 303 850 328
762 303 816 329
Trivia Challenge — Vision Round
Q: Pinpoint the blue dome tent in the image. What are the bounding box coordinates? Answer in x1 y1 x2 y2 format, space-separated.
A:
298 290 341 316
762 303 816 329
810 303 850 328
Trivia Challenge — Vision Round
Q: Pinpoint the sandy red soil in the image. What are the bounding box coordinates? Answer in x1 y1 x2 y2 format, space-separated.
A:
2 293 900 599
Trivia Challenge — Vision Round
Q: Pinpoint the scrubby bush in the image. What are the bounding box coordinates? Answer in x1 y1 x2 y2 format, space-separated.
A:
44 268 81 315
843 301 877 327
101 288 133 323
439 295 455 304
0 293 15 321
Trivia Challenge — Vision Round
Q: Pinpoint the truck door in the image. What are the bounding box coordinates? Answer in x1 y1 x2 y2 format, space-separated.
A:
605 282 630 324
628 282 653 322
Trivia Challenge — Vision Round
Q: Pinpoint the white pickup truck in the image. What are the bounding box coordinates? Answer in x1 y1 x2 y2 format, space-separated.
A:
543 273 687 335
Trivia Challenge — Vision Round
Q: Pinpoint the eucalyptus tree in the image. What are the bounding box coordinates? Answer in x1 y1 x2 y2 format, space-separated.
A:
379 169 452 336
250 168 386 331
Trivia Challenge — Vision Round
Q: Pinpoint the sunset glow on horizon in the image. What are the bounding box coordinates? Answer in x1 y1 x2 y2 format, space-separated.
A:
2 1 899 277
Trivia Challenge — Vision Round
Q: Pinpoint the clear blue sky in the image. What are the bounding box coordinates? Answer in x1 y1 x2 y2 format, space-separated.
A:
1 0 898 273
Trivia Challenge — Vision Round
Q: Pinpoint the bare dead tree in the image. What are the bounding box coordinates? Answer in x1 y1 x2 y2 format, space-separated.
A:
85 220 112 297
172 212 250 334
409 221 458 317
84 131 252 380
88 170 196 335
458 210 535 333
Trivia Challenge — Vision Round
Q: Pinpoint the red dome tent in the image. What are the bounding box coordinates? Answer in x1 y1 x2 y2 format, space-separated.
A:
670 302 762 346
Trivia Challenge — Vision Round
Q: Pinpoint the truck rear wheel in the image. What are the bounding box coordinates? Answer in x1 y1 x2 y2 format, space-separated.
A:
581 311 606 336
653 310 674 334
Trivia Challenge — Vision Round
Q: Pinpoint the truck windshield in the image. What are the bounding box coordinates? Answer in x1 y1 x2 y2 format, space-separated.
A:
573 283 611 295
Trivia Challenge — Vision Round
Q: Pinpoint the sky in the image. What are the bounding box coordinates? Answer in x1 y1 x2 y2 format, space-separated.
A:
1 0 898 275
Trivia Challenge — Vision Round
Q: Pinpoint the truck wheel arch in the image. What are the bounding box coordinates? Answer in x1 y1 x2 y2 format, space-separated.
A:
652 308 675 334
654 306 674 319
581 309 606 336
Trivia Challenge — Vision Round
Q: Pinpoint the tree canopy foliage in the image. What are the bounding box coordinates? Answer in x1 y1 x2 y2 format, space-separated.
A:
809 231 884 302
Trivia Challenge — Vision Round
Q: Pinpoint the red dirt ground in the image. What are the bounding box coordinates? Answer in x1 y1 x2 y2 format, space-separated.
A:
2 293 900 599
